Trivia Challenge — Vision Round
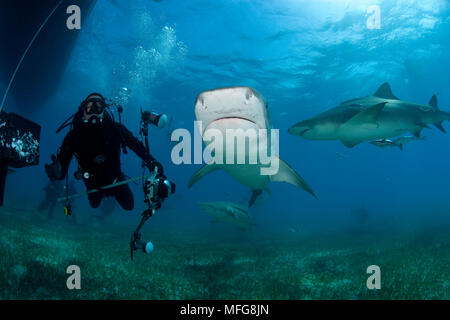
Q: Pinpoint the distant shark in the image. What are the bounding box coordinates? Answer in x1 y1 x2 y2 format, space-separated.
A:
370 138 403 150
370 135 426 150
289 83 450 148
197 201 254 229
188 87 317 205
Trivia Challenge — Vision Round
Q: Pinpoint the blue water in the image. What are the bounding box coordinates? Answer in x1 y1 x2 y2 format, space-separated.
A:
1 0 449 299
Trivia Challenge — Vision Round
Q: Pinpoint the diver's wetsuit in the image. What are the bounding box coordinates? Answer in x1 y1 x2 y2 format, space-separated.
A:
56 116 158 210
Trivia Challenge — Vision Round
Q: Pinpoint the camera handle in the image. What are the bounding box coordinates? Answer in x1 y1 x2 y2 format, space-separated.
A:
130 207 155 261
130 169 159 261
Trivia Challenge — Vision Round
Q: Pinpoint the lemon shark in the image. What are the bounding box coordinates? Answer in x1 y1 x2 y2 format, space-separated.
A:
288 83 450 148
197 201 254 229
188 87 317 205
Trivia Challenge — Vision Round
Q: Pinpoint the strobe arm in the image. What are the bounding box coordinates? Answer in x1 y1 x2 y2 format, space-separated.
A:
130 209 155 261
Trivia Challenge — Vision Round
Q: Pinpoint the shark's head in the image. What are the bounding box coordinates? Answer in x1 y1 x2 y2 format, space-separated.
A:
197 201 215 212
198 201 250 222
195 87 275 165
288 118 340 140
288 119 312 137
195 87 270 134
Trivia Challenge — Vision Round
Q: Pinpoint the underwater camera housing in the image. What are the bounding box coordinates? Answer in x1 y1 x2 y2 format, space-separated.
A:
143 175 176 208
0 110 41 205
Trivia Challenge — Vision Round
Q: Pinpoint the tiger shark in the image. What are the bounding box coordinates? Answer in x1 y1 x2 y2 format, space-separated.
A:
188 87 317 205
197 201 254 229
288 83 450 148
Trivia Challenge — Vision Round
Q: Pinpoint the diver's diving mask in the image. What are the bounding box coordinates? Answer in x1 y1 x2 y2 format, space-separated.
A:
84 98 106 115
82 97 106 124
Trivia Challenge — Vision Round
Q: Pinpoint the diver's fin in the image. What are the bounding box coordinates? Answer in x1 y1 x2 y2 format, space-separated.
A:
373 82 399 100
188 164 220 188
434 121 446 133
344 102 387 126
428 94 439 110
341 139 363 148
248 189 262 208
270 157 317 199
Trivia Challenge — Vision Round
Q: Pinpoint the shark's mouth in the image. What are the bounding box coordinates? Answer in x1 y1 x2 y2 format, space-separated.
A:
205 116 259 132
289 126 311 136
298 128 311 135
212 116 257 125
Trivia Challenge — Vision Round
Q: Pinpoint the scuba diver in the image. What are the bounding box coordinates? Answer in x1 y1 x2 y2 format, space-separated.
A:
44 93 172 211
38 180 64 219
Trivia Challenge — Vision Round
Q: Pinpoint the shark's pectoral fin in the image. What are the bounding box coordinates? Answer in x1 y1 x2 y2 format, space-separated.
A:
410 126 424 138
341 139 362 148
188 164 220 188
248 189 262 208
434 121 446 133
270 157 318 199
344 102 387 126
398 143 403 151
416 122 431 129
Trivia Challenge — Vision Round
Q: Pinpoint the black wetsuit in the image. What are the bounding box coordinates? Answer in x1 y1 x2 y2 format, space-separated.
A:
56 116 157 210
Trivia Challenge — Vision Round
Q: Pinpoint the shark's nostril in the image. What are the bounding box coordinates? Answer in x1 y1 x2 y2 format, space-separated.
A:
245 88 253 100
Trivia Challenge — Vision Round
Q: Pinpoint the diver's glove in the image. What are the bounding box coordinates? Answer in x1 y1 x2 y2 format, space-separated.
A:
45 154 62 181
146 159 164 177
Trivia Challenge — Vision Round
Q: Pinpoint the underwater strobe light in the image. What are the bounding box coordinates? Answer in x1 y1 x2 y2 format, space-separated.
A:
141 110 168 129
130 231 154 260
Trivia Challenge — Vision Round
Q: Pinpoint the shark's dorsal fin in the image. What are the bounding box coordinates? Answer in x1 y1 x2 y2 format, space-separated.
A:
373 82 399 100
270 157 317 199
428 94 438 110
344 102 387 126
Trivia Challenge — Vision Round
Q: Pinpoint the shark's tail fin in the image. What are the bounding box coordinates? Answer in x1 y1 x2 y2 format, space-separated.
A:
428 94 448 133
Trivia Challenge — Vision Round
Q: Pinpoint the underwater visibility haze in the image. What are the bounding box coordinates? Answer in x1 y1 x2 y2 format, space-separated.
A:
0 0 449 300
